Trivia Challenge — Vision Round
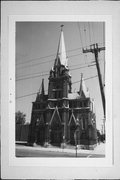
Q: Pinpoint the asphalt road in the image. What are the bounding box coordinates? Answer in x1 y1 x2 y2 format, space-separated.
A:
16 146 105 158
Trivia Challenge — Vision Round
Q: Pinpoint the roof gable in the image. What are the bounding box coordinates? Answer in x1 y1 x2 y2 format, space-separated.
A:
69 112 76 126
50 107 62 127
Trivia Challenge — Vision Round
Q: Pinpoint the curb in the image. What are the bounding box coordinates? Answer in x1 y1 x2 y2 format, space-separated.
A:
16 143 105 155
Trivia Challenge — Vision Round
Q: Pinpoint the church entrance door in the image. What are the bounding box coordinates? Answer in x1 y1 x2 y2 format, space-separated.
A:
51 125 62 146
50 107 62 147
37 126 45 145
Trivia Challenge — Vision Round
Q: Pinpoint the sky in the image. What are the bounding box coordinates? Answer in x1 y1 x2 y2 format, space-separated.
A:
16 22 105 131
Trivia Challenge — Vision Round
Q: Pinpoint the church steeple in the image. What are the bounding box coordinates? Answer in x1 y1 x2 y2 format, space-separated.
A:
79 73 90 98
48 25 72 100
55 25 68 68
41 78 45 95
36 79 45 101
79 73 83 97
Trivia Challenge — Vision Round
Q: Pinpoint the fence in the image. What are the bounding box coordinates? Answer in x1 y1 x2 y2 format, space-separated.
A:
16 124 29 141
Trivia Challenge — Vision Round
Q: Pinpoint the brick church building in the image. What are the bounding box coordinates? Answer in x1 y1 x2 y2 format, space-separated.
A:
28 26 97 149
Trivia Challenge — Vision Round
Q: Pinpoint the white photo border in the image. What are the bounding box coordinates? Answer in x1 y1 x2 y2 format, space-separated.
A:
2 1 120 179
9 15 112 167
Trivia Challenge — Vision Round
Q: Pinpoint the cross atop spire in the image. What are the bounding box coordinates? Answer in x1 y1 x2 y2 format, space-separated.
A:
55 25 68 67
60 24 64 30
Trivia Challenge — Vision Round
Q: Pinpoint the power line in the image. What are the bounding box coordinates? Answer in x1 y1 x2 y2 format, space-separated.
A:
69 60 95 68
103 22 105 46
16 53 103 81
16 92 38 99
16 75 98 100
72 75 98 84
77 22 83 48
68 52 83 59
16 49 100 71
91 22 95 44
83 23 87 47
88 22 92 45
16 60 96 79
70 63 96 71
16 90 48 99
16 52 89 71
97 22 101 45
16 53 55 66
16 70 49 79
16 58 54 70
16 73 49 82
16 52 84 70
16 47 84 66
16 43 103 68
16 63 96 82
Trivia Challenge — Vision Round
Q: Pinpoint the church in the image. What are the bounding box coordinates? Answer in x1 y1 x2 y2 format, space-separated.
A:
27 26 97 149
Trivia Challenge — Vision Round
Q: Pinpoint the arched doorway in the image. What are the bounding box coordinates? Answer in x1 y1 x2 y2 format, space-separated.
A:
36 115 45 145
37 125 45 145
50 107 62 147
69 113 77 145
70 125 76 145
50 124 62 146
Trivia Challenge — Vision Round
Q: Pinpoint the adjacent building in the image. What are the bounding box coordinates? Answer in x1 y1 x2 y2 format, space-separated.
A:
28 26 97 149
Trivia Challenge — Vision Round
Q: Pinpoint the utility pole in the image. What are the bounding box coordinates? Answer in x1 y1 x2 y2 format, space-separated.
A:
83 44 106 140
83 43 105 118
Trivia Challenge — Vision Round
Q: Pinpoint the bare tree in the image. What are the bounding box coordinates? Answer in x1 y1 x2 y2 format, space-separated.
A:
15 111 26 125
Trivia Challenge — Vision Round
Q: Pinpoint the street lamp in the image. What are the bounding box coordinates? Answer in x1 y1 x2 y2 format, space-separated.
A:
74 120 80 157
74 131 79 157
62 135 65 150
49 128 51 144
74 130 77 157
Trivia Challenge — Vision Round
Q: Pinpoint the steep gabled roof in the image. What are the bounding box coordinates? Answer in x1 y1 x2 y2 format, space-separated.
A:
68 112 77 126
49 106 62 127
68 92 80 100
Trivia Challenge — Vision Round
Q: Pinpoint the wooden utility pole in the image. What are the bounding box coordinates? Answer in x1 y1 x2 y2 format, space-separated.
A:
83 43 105 118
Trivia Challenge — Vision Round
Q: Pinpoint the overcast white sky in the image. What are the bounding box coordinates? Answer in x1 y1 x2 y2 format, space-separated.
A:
16 22 105 131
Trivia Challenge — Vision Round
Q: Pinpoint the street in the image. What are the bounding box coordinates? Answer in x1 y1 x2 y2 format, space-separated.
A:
16 143 105 158
16 147 88 157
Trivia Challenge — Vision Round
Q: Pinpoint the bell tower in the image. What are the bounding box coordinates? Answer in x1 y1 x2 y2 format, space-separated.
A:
48 25 71 104
47 25 71 145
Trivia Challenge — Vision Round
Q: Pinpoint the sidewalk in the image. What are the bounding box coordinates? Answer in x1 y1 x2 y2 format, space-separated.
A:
16 141 105 155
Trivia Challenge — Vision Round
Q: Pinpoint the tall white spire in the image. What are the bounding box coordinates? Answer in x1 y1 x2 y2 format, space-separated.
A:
56 25 68 67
